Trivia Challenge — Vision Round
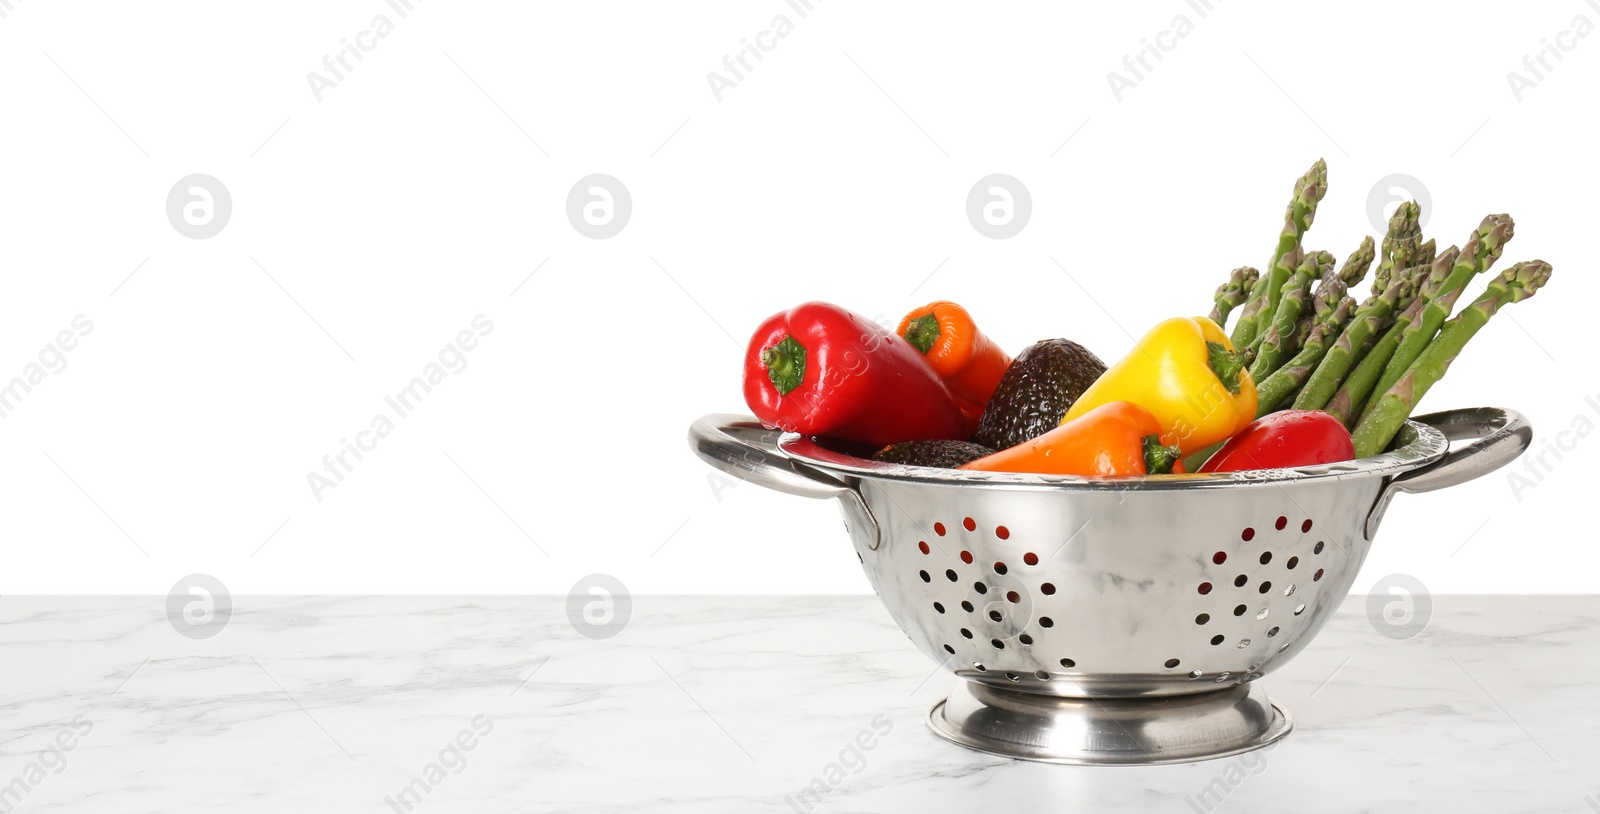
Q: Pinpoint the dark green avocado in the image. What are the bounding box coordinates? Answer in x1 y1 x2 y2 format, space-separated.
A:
974 338 1107 451
872 439 995 469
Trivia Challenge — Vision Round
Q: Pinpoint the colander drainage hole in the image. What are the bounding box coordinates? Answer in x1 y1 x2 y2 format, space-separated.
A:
943 644 955 654
1214 672 1231 683
1287 556 1299 569
1039 617 1054 628
1294 603 1307 615
1233 604 1248 617
1279 642 1291 653
1164 658 1181 669
918 541 931 555
933 602 945 614
994 562 1008 575
1019 634 1033 646
988 610 1003 623
1198 581 1213 595
934 522 947 536
946 569 959 582
1195 613 1210 625
963 517 976 532
1060 658 1076 668
997 526 1012 540
1234 574 1248 587
1211 634 1225 645
973 662 986 671
961 600 975 613
1284 583 1297 596
919 570 931 583
1213 551 1228 565
960 550 973 564
960 628 974 639
1314 568 1325 582
1241 527 1256 542
1041 583 1057 595
1237 638 1252 649
1267 626 1280 637
1275 516 1288 531
1260 551 1273 565
1258 581 1273 594
1256 607 1269 620
1188 669 1203 679
991 639 1005 649
1034 670 1050 680
1023 552 1038 565
1004 672 1021 682
1006 591 1021 604
1302 519 1313 533
1314 541 1325 555
974 582 988 595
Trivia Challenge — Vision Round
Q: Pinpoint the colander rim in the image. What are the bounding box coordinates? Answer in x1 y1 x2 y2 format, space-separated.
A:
778 419 1448 490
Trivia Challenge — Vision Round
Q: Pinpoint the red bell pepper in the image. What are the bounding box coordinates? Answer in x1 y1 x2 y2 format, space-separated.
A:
743 302 969 447
1198 410 1355 473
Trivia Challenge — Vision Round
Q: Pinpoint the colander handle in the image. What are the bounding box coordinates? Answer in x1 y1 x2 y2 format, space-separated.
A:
688 414 882 549
1365 407 1531 538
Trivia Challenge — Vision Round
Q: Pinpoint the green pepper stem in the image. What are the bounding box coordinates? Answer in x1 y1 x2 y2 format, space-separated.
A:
903 314 942 355
1142 434 1182 475
761 335 807 396
1207 342 1245 395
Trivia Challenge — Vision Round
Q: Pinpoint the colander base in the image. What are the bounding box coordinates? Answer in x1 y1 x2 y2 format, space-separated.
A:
927 678 1291 765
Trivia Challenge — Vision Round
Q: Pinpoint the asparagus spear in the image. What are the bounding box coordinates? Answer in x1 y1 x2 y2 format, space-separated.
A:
1296 238 1373 348
1411 238 1438 274
1364 214 1515 418
1232 159 1329 349
1255 295 1357 416
1296 270 1347 347
1290 257 1423 411
1370 202 1423 298
1210 266 1260 327
1337 235 1377 290
1325 247 1462 426
1251 250 1334 379
1351 260 1552 457
1391 253 1439 315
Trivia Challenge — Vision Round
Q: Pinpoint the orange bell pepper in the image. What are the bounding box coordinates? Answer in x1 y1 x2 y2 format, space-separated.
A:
897 301 1013 435
959 402 1183 477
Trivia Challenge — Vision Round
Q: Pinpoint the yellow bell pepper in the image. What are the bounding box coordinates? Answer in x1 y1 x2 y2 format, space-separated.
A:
1061 316 1256 454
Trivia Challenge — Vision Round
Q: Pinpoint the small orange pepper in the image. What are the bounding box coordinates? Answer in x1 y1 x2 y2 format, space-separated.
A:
960 402 1183 477
897 301 1013 435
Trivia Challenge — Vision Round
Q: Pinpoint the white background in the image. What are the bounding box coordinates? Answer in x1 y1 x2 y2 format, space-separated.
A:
0 0 1594 595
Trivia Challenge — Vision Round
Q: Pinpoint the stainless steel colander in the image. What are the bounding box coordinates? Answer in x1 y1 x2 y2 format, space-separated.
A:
689 407 1530 764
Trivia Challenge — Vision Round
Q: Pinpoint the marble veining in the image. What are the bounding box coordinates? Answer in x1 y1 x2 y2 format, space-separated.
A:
1 595 1597 812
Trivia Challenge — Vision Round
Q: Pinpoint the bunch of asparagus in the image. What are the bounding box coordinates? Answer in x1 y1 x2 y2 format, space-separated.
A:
1203 159 1554 460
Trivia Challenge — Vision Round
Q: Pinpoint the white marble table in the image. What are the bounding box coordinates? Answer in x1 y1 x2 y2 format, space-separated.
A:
1 595 1596 812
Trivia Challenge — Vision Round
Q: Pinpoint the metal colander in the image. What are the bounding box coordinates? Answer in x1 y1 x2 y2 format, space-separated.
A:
689 407 1530 764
